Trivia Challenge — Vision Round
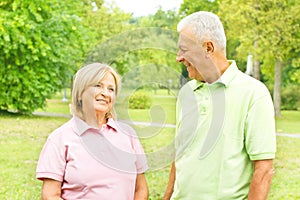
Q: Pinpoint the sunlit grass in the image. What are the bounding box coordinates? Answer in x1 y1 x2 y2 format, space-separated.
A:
275 110 300 133
0 89 299 199
269 136 300 199
0 113 299 199
0 113 68 200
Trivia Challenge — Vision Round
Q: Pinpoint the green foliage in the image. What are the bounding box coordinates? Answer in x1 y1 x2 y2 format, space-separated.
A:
283 63 300 85
136 8 179 30
223 0 299 77
0 0 133 114
281 84 300 110
129 90 152 109
0 0 88 113
179 0 219 15
82 4 132 50
87 27 179 72
86 26 182 94
1 0 299 117
97 9 182 87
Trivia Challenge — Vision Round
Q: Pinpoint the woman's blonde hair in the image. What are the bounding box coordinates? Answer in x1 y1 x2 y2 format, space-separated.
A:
71 63 121 120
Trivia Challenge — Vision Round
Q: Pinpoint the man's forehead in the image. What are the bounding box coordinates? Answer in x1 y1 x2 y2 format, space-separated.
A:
178 28 198 46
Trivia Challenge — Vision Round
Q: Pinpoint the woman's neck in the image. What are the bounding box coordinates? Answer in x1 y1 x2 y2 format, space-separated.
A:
83 113 107 128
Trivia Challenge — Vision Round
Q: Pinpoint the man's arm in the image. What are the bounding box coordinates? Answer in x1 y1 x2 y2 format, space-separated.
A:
41 178 63 200
134 173 148 200
163 162 176 200
248 159 275 200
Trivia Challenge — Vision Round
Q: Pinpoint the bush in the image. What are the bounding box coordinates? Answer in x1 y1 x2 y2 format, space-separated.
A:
281 84 300 110
129 91 152 109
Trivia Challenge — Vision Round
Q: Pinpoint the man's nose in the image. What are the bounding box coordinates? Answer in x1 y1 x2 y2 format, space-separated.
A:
176 52 183 63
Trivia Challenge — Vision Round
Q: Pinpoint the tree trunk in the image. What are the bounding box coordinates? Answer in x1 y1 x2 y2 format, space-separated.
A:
253 41 261 80
273 59 282 117
253 59 261 80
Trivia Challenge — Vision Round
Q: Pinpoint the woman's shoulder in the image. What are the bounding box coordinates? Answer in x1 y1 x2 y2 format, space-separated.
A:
47 118 74 140
109 119 137 136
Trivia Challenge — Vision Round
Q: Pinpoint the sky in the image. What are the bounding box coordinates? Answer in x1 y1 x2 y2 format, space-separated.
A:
105 0 183 17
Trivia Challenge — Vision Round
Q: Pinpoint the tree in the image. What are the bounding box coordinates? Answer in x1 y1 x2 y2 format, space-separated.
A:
219 0 300 116
260 0 300 116
0 0 89 113
82 1 132 50
86 9 181 80
179 0 219 15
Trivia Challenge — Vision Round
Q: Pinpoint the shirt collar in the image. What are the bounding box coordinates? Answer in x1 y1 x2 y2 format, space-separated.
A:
72 115 117 136
217 60 239 87
192 60 238 90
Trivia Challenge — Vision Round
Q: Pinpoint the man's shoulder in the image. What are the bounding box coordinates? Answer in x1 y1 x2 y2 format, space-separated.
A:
230 70 271 99
235 71 268 89
180 79 198 91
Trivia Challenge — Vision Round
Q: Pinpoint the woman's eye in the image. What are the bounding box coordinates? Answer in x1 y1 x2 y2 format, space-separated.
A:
94 84 101 88
109 88 115 92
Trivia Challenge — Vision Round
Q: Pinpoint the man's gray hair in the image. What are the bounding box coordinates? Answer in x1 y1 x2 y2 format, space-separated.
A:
177 11 226 51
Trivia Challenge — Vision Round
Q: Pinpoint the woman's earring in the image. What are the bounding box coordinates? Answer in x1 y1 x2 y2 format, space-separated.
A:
77 100 82 108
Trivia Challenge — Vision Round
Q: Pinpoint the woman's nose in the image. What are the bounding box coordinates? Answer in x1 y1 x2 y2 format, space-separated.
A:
100 88 108 96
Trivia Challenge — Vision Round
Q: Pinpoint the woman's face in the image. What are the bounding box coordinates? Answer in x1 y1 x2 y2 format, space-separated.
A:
81 73 116 117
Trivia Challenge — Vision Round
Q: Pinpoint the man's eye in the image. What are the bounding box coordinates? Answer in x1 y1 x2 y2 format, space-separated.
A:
181 48 188 52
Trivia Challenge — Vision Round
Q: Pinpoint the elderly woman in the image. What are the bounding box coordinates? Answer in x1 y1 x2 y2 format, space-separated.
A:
36 63 149 200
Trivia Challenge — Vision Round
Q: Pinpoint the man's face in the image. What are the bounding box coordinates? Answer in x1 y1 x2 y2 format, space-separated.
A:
176 27 218 82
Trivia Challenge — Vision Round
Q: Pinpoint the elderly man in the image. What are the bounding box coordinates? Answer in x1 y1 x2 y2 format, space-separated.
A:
163 11 276 200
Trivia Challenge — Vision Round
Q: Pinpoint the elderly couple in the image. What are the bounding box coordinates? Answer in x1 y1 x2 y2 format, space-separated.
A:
36 11 276 200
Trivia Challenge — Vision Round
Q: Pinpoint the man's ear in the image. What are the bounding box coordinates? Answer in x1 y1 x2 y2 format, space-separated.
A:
203 41 214 53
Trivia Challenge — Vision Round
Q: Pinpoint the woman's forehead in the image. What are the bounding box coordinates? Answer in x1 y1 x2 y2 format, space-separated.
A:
98 73 116 85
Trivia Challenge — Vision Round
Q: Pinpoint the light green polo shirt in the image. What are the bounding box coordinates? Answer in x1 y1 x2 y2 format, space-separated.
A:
172 61 276 199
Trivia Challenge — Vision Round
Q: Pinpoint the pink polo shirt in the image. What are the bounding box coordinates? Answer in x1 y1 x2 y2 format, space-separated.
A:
36 116 148 200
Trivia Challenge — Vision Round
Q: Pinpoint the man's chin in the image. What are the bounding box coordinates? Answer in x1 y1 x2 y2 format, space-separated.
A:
188 73 195 79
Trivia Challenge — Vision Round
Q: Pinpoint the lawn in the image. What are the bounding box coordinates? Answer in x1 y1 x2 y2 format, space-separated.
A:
1 89 300 199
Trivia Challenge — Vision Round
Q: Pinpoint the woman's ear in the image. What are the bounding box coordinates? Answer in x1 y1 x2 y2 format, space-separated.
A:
77 99 82 108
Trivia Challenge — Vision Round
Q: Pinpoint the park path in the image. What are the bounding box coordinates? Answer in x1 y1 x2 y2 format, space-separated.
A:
33 112 300 138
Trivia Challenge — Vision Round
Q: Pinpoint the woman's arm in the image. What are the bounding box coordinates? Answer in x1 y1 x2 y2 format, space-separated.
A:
41 178 63 200
134 173 148 200
163 162 176 200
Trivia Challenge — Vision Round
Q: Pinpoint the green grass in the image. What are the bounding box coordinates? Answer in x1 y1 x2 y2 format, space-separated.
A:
0 112 69 200
269 136 300 199
116 96 176 125
0 90 300 199
276 110 300 133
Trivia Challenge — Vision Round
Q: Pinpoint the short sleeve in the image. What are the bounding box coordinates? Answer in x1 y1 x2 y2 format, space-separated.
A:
131 133 149 174
36 136 67 182
122 125 148 174
244 93 276 160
